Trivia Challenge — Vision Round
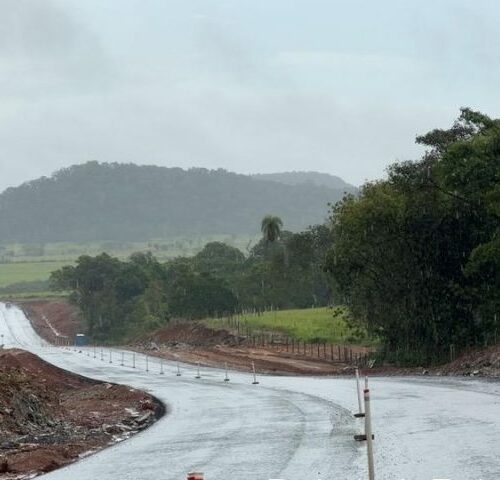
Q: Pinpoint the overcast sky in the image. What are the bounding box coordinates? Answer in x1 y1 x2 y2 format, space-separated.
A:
1 0 499 192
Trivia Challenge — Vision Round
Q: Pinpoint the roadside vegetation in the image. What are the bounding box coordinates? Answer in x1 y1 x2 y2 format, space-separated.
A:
327 109 500 364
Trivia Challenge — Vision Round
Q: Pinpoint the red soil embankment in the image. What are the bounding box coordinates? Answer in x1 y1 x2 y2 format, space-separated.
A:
135 322 369 376
136 322 500 378
0 348 162 479
19 299 81 343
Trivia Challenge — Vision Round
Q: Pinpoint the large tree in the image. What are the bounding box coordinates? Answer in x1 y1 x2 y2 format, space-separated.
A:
261 215 283 243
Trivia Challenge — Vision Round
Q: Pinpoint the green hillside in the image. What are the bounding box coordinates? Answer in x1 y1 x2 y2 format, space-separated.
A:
0 162 349 243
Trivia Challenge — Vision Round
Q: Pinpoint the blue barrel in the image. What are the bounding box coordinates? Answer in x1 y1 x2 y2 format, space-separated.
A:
75 333 88 346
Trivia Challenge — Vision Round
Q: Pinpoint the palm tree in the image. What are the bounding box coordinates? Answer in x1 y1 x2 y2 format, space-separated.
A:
261 215 283 243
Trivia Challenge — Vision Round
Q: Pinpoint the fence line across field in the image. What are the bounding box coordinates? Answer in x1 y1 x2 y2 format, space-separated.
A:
209 313 371 366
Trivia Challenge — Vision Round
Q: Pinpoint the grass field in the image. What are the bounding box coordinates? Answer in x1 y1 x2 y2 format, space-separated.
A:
0 261 70 288
0 291 68 300
205 307 372 345
0 234 259 264
0 234 259 294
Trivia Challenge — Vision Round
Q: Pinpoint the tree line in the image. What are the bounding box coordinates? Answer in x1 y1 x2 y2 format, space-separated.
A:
50 220 332 341
326 109 500 363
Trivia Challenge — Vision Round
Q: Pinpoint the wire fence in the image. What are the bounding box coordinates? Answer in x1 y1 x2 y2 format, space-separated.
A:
206 315 372 366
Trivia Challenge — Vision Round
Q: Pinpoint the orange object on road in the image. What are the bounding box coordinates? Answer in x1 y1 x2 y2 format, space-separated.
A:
187 472 204 480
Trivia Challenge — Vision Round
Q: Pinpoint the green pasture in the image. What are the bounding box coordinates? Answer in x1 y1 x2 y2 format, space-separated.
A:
0 234 259 294
0 261 70 288
205 307 372 345
0 234 258 264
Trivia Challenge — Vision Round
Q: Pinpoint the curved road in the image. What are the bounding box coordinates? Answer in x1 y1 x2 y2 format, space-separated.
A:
1 303 499 479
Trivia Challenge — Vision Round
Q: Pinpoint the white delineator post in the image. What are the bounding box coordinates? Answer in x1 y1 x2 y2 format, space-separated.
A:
195 361 201 379
354 367 365 418
160 358 164 375
176 362 182 376
252 361 259 385
224 362 230 382
132 353 136 368
146 354 149 372
109 350 113 364
121 351 124 366
364 386 375 480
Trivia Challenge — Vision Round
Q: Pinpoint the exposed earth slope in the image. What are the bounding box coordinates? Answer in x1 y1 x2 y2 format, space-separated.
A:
0 348 161 479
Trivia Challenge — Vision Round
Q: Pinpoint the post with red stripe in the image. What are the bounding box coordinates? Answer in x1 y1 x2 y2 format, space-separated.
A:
364 383 375 480
187 472 203 480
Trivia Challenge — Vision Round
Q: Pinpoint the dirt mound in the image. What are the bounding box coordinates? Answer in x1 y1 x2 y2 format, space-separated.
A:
0 349 90 390
143 322 244 348
435 346 500 377
0 348 162 478
20 299 81 343
135 322 363 376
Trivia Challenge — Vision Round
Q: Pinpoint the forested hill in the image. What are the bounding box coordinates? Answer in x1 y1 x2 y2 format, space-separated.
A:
0 162 351 243
252 171 357 192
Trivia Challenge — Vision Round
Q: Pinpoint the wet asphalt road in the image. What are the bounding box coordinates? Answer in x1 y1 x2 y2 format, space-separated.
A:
1 303 499 480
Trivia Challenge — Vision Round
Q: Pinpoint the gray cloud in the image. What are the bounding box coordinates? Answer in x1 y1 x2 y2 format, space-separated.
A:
0 1 499 193
0 0 114 98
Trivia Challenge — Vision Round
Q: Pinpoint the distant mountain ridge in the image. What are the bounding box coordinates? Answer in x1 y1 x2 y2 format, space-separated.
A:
0 162 353 243
252 171 357 192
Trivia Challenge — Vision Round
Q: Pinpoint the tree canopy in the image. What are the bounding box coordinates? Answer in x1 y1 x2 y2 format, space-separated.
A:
326 108 500 363
261 215 283 243
51 225 333 341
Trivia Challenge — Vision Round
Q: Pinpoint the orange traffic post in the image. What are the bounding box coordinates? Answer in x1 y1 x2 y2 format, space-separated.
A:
187 472 204 480
364 385 375 480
